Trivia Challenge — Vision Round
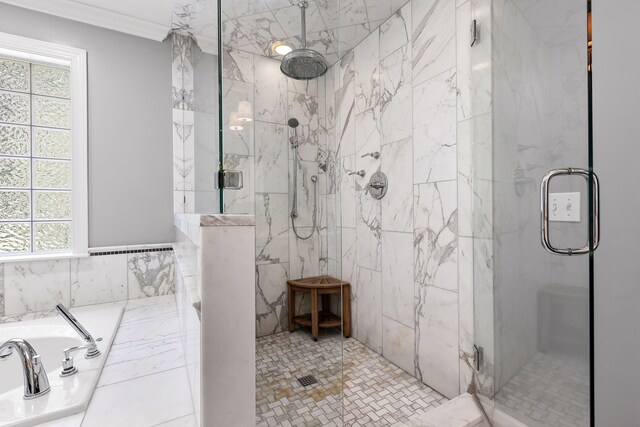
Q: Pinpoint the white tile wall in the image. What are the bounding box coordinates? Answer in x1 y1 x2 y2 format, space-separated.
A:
0 250 175 317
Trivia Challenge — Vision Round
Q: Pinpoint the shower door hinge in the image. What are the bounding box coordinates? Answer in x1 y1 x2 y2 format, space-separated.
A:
470 19 480 46
216 169 243 190
474 345 484 371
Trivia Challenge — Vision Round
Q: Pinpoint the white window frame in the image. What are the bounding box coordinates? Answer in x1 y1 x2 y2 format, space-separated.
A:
0 32 88 261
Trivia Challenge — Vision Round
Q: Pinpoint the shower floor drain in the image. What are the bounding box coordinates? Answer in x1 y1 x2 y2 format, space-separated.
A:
297 374 318 387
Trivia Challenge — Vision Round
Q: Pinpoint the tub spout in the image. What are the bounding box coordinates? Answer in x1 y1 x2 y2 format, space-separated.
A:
0 338 50 399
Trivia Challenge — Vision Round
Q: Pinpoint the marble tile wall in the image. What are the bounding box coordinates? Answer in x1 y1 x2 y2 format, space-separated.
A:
327 0 484 400
172 33 196 213
0 250 176 317
221 48 331 338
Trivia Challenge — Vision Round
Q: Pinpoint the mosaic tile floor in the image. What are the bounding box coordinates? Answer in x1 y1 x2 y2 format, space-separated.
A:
256 330 447 427
495 352 589 427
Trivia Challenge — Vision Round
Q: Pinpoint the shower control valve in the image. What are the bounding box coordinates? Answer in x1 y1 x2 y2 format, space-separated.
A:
348 170 366 177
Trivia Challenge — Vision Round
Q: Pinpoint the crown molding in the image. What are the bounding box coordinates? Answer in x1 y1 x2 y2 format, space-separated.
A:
0 0 171 41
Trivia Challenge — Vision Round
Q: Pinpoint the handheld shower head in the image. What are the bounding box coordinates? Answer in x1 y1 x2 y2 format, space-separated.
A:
289 118 300 148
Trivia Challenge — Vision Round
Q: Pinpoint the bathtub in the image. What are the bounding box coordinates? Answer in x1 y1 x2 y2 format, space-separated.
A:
0 304 123 427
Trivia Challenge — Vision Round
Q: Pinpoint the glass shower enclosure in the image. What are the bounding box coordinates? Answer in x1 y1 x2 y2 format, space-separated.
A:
472 0 594 426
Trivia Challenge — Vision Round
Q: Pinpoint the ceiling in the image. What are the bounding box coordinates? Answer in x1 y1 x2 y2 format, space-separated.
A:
0 0 407 64
222 0 407 65
510 0 585 45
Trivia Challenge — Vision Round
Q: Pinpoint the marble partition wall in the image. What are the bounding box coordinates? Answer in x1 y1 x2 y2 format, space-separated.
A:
327 0 483 399
0 248 176 318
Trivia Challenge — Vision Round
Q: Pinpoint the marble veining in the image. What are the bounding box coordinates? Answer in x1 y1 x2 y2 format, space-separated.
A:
59 295 197 427
220 0 408 67
71 255 128 307
411 0 456 87
4 259 71 316
255 263 289 336
199 214 256 226
255 194 289 265
327 0 480 401
414 181 458 291
127 252 176 299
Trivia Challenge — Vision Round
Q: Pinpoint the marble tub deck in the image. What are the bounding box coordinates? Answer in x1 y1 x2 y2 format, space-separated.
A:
39 295 196 427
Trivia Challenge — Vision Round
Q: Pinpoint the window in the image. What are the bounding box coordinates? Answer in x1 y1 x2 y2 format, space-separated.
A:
0 33 87 259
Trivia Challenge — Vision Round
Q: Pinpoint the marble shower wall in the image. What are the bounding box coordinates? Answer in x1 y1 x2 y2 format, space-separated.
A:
221 49 333 337
328 0 482 399
0 249 176 318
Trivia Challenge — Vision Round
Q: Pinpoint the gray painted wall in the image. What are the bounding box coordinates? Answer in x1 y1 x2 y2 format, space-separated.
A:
0 3 174 247
594 0 640 424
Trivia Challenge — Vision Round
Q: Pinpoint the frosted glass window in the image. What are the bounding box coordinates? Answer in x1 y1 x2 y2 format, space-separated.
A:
33 128 70 159
0 59 29 92
0 124 30 156
34 191 71 220
32 64 70 98
0 91 29 124
32 96 70 129
35 222 71 251
0 56 74 255
0 190 30 220
34 159 71 189
0 223 30 252
0 157 30 188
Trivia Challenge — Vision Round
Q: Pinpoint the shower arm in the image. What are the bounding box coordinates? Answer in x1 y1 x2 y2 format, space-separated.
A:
299 2 307 49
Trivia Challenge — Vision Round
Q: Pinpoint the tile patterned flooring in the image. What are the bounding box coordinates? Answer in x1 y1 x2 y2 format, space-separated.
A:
256 330 448 427
495 352 589 427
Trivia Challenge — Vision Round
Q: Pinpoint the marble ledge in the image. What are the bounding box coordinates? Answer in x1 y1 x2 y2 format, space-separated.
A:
175 213 256 228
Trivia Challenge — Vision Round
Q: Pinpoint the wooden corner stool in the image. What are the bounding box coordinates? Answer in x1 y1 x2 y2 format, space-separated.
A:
287 275 351 341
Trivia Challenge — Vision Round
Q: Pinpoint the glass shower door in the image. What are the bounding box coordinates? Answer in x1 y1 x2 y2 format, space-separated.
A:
473 0 593 425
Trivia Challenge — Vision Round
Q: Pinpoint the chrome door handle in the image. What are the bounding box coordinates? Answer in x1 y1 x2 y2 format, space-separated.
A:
540 168 600 255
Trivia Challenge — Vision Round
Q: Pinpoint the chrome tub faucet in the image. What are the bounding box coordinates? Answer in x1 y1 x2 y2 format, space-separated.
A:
0 338 51 399
56 304 102 376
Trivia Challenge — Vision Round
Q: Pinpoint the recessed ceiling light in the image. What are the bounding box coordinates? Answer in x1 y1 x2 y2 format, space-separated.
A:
272 41 293 56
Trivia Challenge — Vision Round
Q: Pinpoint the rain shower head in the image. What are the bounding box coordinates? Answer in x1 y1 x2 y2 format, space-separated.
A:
288 118 300 128
280 2 328 80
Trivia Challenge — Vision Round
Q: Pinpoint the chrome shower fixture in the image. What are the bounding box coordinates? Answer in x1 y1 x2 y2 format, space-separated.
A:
361 151 380 159
289 117 318 240
288 118 301 148
280 2 328 80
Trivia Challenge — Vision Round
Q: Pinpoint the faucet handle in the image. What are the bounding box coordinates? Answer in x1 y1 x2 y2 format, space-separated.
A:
59 339 102 377
348 170 366 177
360 151 380 160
